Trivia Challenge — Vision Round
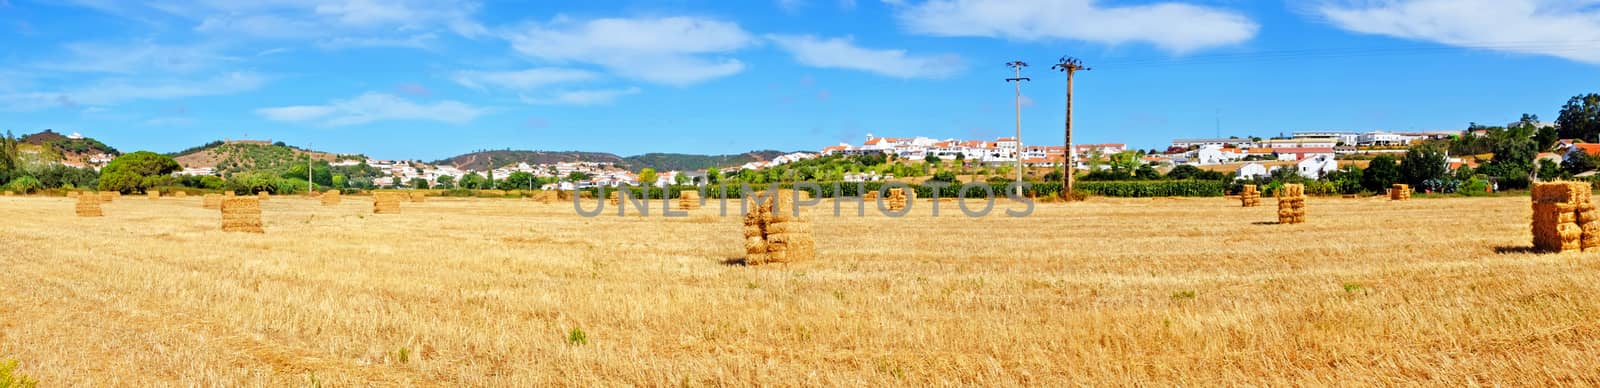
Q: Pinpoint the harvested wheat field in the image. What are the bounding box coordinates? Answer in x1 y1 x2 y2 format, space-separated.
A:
3 195 1600 385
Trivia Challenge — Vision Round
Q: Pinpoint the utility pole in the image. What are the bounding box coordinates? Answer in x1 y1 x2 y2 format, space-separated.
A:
1006 61 1030 196
307 142 314 195
1051 57 1089 198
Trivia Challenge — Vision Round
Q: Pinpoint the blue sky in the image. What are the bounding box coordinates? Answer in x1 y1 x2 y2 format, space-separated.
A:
1 0 1598 160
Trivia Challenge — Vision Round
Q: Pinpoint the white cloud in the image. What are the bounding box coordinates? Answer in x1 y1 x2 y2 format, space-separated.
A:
450 68 600 91
75 0 488 45
255 92 487 126
891 0 1258 53
519 87 642 106
37 41 236 74
0 72 267 111
502 16 755 85
1317 0 1600 64
768 34 964 78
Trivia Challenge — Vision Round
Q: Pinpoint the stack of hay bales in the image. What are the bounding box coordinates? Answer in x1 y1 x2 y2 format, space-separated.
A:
225 191 236 197
321 190 342 206
3 191 13 196
220 198 264 233
174 191 187 198
1390 184 1412 201
203 194 223 209
1277 184 1307 224
147 190 160 199
75 193 103 217
607 191 621 206
99 191 116 203
409 191 426 203
886 188 909 211
678 190 702 210
1239 185 1261 207
742 190 815 265
373 192 404 214
863 190 879 201
257 191 270 201
1531 182 1597 253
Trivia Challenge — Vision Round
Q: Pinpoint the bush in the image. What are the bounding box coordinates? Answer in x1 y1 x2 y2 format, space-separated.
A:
4 176 42 194
1075 181 1226 197
0 358 37 388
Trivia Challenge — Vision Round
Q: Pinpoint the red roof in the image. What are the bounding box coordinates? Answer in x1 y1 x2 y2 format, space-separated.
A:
1574 143 1600 156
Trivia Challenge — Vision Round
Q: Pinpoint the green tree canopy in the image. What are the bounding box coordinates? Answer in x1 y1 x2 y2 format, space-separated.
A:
1401 143 1450 190
97 151 180 193
1361 155 1401 192
1557 93 1600 142
638 168 658 186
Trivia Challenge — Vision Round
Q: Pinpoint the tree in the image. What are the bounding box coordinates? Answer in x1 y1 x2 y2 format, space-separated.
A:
460 172 487 189
4 175 41 193
434 175 453 189
332 174 348 189
1564 151 1596 176
0 131 18 177
503 171 535 190
1481 123 1538 189
1361 155 1401 192
923 154 940 165
928 170 960 183
674 173 690 186
1401 143 1449 190
409 178 430 189
706 169 721 184
638 168 658 186
1557 93 1600 142
566 171 592 182
97 151 180 193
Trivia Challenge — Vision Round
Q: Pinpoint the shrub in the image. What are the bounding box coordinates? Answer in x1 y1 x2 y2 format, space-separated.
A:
0 358 37 388
4 176 42 194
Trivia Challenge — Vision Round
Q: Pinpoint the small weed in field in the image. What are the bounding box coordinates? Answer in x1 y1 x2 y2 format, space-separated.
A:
307 372 321 388
1171 290 1196 301
0 359 38 388
568 327 588 346
832 290 846 300
397 347 410 364
746 282 759 289
1343 283 1367 295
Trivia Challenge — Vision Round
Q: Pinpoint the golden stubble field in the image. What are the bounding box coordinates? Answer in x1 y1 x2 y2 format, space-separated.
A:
3 194 1600 386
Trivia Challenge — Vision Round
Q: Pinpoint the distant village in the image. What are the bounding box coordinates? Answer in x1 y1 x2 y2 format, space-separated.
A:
56 120 1589 188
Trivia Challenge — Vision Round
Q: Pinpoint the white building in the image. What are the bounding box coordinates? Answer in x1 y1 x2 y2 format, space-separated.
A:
1236 163 1268 180
1356 131 1415 147
1293 131 1360 146
1296 155 1340 179
1261 138 1338 149
1172 137 1257 149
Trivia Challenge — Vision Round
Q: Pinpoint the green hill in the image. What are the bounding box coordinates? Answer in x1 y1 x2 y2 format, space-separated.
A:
15 130 119 164
170 140 363 174
621 151 790 172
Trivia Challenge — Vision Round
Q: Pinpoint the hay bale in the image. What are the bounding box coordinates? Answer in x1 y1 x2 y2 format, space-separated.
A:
203 194 223 209
1239 184 1261 207
257 191 270 201
1390 184 1412 201
885 188 909 211
1276 184 1307 224
3 191 13 196
220 198 264 233
678 190 702 210
174 191 187 198
373 192 404 214
147 190 160 199
1533 182 1594 253
321 190 342 206
75 193 103 217
607 190 621 206
99 192 115 203
740 190 814 265
409 191 426 203
225 191 236 197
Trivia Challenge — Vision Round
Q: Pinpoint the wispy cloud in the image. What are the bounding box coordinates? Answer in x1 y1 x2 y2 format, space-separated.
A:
768 34 964 78
0 72 267 111
255 92 488 126
35 40 237 74
891 0 1258 54
450 68 600 91
72 0 488 46
502 16 755 85
1316 0 1600 64
519 87 642 106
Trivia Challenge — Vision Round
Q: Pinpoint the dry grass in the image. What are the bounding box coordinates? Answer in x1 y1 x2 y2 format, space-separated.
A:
2 195 1600 385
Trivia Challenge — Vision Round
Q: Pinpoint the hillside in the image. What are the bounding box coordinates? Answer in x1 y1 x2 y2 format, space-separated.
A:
434 149 794 172
621 150 789 172
15 130 120 165
432 150 626 171
170 140 362 174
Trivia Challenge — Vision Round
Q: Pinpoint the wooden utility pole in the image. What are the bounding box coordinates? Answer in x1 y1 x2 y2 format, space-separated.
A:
1052 57 1089 198
1006 61 1030 196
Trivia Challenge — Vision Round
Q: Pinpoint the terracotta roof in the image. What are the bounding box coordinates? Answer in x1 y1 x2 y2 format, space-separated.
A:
1273 147 1336 154
1574 143 1600 156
